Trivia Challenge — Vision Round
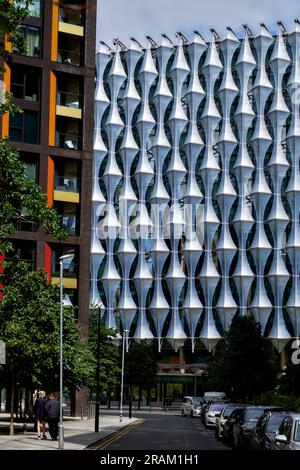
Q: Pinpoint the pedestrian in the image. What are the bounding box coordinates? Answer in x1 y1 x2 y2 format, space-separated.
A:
33 390 47 440
45 393 60 440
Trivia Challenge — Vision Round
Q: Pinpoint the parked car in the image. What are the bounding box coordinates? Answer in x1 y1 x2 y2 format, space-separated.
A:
215 404 248 440
205 402 226 427
222 407 245 445
271 414 300 450
232 406 283 449
232 406 266 449
251 411 288 450
201 397 227 424
181 396 204 417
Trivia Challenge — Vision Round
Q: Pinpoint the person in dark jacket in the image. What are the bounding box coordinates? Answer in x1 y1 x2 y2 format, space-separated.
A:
33 391 47 440
45 393 60 440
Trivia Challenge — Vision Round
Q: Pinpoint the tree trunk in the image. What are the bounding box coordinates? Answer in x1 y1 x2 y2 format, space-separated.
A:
138 385 142 410
9 374 15 436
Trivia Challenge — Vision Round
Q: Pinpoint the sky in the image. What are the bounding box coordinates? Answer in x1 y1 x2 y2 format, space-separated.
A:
96 0 300 46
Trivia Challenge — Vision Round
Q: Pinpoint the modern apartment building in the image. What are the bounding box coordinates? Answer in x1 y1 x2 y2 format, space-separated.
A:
93 22 300 399
1 0 96 413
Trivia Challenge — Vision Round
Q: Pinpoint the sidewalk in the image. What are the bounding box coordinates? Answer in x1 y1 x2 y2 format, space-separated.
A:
0 414 138 450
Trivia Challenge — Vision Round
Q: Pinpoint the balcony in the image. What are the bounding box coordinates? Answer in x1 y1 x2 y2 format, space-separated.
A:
57 48 82 67
57 32 83 66
54 175 80 203
58 6 84 37
51 258 77 289
54 175 80 192
56 90 82 119
55 131 81 150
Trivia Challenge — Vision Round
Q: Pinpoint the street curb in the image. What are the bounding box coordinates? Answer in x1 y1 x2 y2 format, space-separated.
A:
85 419 144 450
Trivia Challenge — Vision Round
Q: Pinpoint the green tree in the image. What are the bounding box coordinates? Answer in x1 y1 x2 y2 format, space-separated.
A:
1 1 31 113
88 308 120 395
125 342 158 408
0 140 66 253
203 315 279 401
0 260 95 434
1 1 65 253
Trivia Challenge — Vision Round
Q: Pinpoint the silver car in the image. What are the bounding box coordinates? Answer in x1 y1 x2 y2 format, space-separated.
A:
205 402 226 428
181 396 204 417
271 414 300 450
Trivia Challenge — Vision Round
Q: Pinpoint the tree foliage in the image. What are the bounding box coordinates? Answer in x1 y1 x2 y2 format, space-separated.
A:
125 342 158 391
88 308 120 393
1 1 31 112
203 315 279 401
0 139 66 253
0 2 65 252
0 260 95 392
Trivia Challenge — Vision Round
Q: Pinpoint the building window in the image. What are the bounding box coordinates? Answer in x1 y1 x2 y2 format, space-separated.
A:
20 0 41 17
14 25 41 58
5 241 36 271
21 152 39 183
51 247 77 278
9 111 39 144
54 202 80 236
54 158 80 192
10 65 40 101
56 73 82 109
55 116 82 150
57 32 83 66
28 0 41 17
59 5 83 26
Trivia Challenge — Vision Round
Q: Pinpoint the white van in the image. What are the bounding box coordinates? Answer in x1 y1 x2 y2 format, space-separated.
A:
204 391 226 401
181 396 204 417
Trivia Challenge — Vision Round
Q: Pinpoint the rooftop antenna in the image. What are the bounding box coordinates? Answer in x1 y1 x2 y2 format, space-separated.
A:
193 30 206 42
113 38 127 51
161 33 174 46
210 28 221 42
99 40 113 52
243 24 253 37
175 31 189 45
226 26 238 38
277 21 287 36
130 36 144 50
146 35 158 48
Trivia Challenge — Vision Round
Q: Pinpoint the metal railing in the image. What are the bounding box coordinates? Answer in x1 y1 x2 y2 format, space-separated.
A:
56 90 82 109
54 175 80 192
62 215 78 236
57 48 82 67
52 260 77 278
59 7 84 26
55 132 82 150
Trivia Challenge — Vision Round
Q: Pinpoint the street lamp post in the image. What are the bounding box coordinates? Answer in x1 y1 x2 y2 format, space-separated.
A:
119 329 128 423
95 306 101 432
128 339 133 419
58 254 73 450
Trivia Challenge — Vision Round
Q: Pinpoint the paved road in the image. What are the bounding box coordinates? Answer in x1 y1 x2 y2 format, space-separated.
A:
100 411 229 450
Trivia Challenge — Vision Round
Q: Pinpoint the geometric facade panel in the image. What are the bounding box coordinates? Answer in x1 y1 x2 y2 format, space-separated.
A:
92 22 300 352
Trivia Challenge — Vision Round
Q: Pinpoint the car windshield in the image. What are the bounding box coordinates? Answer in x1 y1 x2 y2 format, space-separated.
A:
210 404 224 412
294 420 300 442
223 406 237 418
193 398 202 406
266 415 285 433
245 408 263 422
